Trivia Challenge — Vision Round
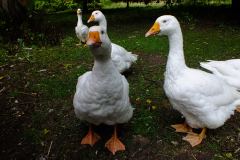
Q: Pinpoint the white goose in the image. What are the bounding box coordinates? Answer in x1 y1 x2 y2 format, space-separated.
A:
73 26 133 155
200 59 240 90
87 10 138 73
145 15 240 147
75 8 89 46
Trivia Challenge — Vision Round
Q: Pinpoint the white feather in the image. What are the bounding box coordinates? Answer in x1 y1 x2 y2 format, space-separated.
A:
200 59 240 90
111 43 138 73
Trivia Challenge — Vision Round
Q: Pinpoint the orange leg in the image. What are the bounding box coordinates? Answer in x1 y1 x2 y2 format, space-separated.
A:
81 125 100 147
105 126 125 155
183 127 206 147
236 105 240 113
171 122 193 133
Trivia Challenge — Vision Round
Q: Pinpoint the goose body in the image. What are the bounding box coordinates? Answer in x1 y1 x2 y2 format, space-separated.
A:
73 64 133 125
164 67 239 129
88 10 138 73
75 9 89 44
73 26 133 154
200 59 240 90
111 43 138 73
73 26 133 125
145 15 240 146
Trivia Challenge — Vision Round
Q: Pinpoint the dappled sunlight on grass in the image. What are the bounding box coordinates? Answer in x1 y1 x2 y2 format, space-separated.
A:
102 1 165 9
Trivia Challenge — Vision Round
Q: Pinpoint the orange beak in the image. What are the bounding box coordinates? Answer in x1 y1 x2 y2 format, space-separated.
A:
87 15 95 23
87 31 102 47
145 22 160 37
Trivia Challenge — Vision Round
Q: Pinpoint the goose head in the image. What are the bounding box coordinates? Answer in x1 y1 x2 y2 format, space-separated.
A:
145 15 180 37
77 8 82 15
87 26 111 58
87 10 104 23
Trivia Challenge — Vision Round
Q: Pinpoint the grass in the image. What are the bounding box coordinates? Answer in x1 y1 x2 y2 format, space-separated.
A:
1 5 240 160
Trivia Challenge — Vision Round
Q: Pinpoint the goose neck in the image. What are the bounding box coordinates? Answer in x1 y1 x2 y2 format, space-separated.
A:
93 57 116 76
99 17 107 30
77 14 83 26
166 28 187 75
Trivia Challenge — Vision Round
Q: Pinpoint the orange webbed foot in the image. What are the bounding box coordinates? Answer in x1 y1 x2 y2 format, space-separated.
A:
81 126 100 147
105 126 125 155
171 122 192 133
182 128 206 147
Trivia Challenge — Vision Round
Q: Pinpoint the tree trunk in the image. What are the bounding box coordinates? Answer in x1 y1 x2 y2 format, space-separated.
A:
232 0 240 10
127 0 129 8
0 0 27 23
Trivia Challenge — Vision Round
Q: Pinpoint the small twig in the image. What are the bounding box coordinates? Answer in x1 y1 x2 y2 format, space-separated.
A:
0 87 6 94
192 153 197 160
23 47 32 50
16 92 37 96
131 148 142 157
46 141 53 159
235 148 240 154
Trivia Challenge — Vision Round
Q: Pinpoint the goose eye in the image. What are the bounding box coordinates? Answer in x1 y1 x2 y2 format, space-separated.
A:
163 20 167 23
101 30 104 34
